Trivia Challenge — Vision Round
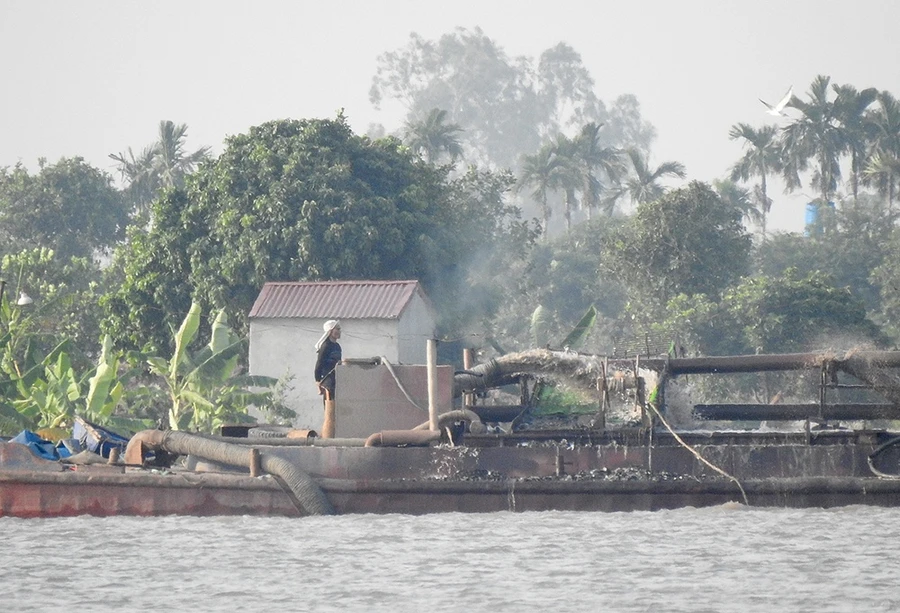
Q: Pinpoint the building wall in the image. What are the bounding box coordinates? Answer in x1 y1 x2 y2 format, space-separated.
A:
397 292 437 364
249 301 438 430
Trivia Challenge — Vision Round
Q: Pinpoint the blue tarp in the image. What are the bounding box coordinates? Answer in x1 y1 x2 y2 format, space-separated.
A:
72 417 130 459
9 430 72 461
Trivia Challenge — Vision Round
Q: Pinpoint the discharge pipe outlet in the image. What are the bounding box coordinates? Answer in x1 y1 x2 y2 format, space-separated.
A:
125 430 333 515
413 409 486 434
364 430 440 447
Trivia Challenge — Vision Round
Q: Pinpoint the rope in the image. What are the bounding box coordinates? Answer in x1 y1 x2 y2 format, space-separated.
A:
645 401 750 506
379 356 427 412
867 435 900 479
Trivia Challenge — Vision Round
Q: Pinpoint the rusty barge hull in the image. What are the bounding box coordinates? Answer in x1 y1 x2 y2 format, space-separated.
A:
4 470 900 518
4 428 900 518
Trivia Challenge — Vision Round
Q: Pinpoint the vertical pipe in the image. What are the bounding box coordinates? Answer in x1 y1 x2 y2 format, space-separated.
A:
427 338 439 431
463 348 474 410
322 390 336 439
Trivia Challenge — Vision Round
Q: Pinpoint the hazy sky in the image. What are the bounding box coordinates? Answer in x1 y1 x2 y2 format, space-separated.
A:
2 0 898 233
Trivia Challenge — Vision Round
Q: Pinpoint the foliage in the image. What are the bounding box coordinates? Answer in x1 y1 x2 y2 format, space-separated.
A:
371 30 654 171
619 148 686 207
103 115 537 351
0 324 151 436
490 218 626 354
403 108 464 164
145 302 281 433
757 195 890 318
605 181 752 315
655 269 882 357
0 158 128 260
728 123 781 237
2 247 106 368
103 115 443 349
110 120 211 219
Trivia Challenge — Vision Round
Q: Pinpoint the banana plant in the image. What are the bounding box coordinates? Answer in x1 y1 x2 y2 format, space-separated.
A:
147 302 278 432
530 304 598 351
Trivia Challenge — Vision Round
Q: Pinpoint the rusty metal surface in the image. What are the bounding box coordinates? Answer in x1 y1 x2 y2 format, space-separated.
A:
0 469 300 518
5 468 900 518
5 430 900 518
0 443 64 472
249 280 423 320
337 363 452 438
695 403 900 420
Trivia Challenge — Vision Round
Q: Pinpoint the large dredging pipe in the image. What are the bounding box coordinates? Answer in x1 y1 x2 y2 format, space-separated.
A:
125 430 333 516
453 348 900 394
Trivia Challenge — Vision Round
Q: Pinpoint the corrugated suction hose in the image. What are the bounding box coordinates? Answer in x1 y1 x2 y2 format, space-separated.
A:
125 430 333 515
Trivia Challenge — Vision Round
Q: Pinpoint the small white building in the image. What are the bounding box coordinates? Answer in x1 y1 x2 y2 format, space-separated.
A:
248 280 438 429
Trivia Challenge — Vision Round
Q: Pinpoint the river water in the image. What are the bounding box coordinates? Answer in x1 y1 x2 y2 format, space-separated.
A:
1 505 897 612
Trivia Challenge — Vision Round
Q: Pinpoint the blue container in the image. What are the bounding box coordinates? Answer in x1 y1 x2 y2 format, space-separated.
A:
805 202 818 227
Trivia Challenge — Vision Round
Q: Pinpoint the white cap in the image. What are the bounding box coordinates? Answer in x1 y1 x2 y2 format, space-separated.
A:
315 320 341 351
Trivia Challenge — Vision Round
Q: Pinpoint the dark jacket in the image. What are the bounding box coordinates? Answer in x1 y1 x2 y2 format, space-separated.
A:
315 337 342 396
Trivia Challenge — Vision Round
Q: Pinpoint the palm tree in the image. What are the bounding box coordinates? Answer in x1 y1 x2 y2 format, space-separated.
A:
110 120 210 219
572 122 624 218
109 144 159 214
781 75 844 206
518 143 561 238
622 148 686 205
403 108 464 164
714 179 764 230
155 120 211 189
832 84 877 202
864 91 900 211
728 123 781 238
547 133 582 232
864 153 900 213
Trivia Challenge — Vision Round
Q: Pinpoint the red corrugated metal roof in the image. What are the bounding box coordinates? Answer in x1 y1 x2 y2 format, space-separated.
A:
249 280 428 320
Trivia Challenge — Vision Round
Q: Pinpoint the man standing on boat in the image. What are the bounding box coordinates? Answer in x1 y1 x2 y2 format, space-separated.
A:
314 320 342 400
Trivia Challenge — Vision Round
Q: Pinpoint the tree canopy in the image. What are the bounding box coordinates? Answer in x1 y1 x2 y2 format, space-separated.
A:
0 158 128 261
101 114 536 350
605 181 752 310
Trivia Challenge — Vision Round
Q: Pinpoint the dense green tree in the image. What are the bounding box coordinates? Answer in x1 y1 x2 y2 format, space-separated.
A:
725 270 882 354
436 166 540 334
102 115 535 351
2 248 106 367
0 158 128 260
605 181 752 311
756 194 890 317
488 217 626 353
656 269 882 357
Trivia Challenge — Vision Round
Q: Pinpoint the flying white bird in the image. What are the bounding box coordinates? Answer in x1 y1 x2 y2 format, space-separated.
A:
760 86 793 117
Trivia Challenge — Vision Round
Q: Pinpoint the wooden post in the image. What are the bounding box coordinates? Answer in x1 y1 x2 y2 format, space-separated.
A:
597 357 608 431
427 338 439 431
249 448 261 477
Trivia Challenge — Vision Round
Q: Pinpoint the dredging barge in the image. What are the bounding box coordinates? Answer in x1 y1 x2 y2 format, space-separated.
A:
3 349 900 517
